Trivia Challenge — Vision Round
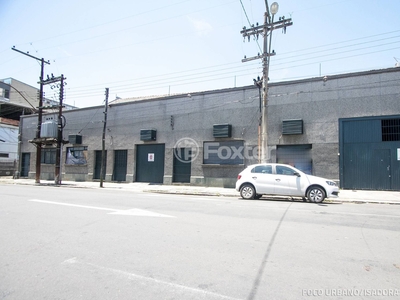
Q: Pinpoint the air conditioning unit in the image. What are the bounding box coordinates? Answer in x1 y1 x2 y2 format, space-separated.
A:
213 124 232 138
282 119 303 135
140 129 156 141
68 134 82 144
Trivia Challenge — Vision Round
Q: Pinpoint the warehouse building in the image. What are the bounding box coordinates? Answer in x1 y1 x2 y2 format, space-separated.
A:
18 67 400 190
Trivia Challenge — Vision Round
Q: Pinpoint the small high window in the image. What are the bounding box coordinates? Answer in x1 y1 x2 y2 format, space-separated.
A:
382 119 400 141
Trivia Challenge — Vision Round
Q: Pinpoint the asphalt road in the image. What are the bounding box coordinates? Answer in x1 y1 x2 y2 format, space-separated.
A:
1 184 400 300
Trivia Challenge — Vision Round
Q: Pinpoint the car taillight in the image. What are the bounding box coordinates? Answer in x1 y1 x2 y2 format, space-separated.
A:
237 174 242 180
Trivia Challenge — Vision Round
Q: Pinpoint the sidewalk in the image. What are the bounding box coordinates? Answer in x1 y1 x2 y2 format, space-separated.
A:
1 177 399 205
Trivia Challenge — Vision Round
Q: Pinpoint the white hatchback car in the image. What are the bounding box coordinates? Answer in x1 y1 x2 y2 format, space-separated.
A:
236 163 339 203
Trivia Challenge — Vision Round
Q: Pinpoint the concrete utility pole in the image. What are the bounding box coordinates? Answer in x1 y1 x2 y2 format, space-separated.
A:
100 88 109 188
54 75 66 185
240 1 292 163
12 47 50 183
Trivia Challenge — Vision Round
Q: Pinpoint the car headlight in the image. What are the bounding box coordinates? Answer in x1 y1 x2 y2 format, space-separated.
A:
326 181 337 186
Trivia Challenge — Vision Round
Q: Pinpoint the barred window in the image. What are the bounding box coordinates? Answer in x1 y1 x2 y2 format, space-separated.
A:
382 119 400 141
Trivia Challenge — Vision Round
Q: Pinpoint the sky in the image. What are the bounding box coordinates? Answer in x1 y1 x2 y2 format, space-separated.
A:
1 0 399 108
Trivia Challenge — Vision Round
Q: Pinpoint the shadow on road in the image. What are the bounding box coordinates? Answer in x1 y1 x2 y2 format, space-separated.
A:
246 202 292 300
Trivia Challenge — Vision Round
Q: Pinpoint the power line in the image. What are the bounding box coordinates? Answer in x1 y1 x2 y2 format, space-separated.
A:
239 0 262 53
26 0 237 53
62 28 400 98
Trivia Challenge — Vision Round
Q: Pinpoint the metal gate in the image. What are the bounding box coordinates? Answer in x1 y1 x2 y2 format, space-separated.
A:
113 150 127 182
173 148 191 183
21 153 30 177
339 116 399 190
93 150 106 180
136 144 165 183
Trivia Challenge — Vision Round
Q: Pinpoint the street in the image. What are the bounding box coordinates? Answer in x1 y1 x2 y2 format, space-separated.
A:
1 184 399 300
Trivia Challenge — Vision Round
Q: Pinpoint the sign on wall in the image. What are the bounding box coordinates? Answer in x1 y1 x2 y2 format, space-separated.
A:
148 153 155 162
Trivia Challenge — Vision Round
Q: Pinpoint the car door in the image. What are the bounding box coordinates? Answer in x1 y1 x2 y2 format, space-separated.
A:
250 165 275 194
273 165 302 196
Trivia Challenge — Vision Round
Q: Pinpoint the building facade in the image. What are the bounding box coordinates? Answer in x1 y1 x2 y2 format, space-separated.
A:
18 67 400 190
0 118 19 175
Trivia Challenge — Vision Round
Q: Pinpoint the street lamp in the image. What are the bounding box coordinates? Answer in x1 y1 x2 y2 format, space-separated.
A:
270 2 279 15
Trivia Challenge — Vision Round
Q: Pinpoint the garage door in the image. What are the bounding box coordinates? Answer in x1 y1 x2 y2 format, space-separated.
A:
339 116 400 190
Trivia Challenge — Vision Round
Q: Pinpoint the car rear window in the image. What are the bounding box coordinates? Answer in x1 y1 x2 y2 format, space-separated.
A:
251 165 272 174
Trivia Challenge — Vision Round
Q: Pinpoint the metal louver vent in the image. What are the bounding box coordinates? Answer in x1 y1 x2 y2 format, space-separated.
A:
282 119 303 135
68 134 82 144
140 129 157 141
213 124 232 138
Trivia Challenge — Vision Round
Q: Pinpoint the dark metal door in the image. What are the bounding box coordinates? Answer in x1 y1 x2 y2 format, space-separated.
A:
173 148 191 183
373 149 391 190
340 116 400 190
21 153 30 177
276 144 312 175
94 150 106 180
136 144 165 183
113 150 127 182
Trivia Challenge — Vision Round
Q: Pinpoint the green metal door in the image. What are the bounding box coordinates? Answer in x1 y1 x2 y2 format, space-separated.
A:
136 144 165 183
21 153 30 177
113 150 127 182
340 116 400 190
373 149 391 190
94 150 106 180
173 148 191 183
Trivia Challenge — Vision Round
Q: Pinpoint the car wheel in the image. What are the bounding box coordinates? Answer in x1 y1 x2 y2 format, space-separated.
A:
307 186 325 203
240 184 256 199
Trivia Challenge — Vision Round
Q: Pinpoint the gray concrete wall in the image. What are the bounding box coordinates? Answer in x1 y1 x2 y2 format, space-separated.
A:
19 67 400 186
267 68 400 181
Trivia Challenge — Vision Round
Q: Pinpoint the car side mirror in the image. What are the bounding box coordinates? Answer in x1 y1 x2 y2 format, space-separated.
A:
293 172 301 177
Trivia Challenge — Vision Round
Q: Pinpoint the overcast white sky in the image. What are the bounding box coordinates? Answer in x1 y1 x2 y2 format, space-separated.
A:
1 0 399 108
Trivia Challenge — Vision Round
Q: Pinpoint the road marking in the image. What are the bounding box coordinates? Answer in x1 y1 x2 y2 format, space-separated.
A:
28 199 175 218
312 210 400 218
62 257 240 300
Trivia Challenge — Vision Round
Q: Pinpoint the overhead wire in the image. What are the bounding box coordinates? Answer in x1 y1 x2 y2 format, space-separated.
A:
65 31 398 100
30 0 238 52
4 1 399 106
23 0 196 46
239 0 262 53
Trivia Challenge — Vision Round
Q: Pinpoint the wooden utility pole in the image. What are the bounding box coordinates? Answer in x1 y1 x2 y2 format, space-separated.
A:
35 74 67 184
100 88 109 188
12 47 50 183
